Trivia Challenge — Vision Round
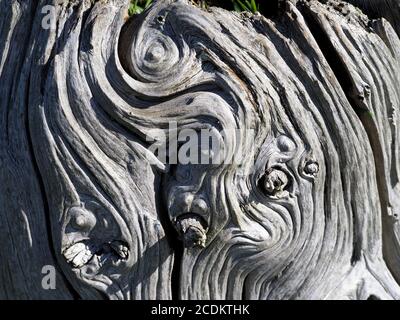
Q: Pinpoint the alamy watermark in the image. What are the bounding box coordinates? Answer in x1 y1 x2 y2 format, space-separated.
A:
145 122 255 166
38 4 255 167
41 265 56 290
41 5 56 30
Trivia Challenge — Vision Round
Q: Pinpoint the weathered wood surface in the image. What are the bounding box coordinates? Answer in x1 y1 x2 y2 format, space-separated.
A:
1 0 400 299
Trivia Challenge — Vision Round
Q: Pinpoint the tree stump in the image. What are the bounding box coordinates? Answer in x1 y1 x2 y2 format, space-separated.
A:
1 0 400 299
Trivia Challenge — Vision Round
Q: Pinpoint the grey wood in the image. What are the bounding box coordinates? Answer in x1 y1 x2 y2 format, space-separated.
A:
1 0 400 299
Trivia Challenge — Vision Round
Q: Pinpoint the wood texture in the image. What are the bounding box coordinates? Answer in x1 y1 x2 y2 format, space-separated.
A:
1 0 400 299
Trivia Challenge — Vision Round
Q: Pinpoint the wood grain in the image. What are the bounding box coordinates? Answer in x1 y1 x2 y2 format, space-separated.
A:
1 0 399 299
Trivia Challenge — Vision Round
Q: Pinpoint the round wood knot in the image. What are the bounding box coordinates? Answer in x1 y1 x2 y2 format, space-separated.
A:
277 135 296 153
68 207 96 232
175 213 208 249
304 160 319 177
145 43 166 63
262 168 290 198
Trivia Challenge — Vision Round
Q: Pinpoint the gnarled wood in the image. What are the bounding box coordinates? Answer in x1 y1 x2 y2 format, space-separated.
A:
1 0 400 299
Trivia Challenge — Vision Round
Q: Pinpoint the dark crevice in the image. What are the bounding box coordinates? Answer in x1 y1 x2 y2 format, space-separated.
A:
77 3 92 70
298 3 388 265
242 274 250 300
170 238 184 300
159 175 184 300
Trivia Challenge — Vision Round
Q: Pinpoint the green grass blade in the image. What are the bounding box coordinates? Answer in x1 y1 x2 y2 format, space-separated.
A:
234 0 250 12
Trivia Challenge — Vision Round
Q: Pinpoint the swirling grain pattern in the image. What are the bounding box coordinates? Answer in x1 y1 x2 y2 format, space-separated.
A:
1 0 400 299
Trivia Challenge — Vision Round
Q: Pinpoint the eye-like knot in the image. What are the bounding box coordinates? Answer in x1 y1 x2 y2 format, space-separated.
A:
277 135 296 153
175 213 208 249
304 160 319 177
68 207 96 232
145 42 166 63
126 28 180 81
261 168 290 198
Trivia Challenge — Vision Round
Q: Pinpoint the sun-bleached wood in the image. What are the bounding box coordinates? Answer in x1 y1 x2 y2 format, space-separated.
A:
0 0 400 299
